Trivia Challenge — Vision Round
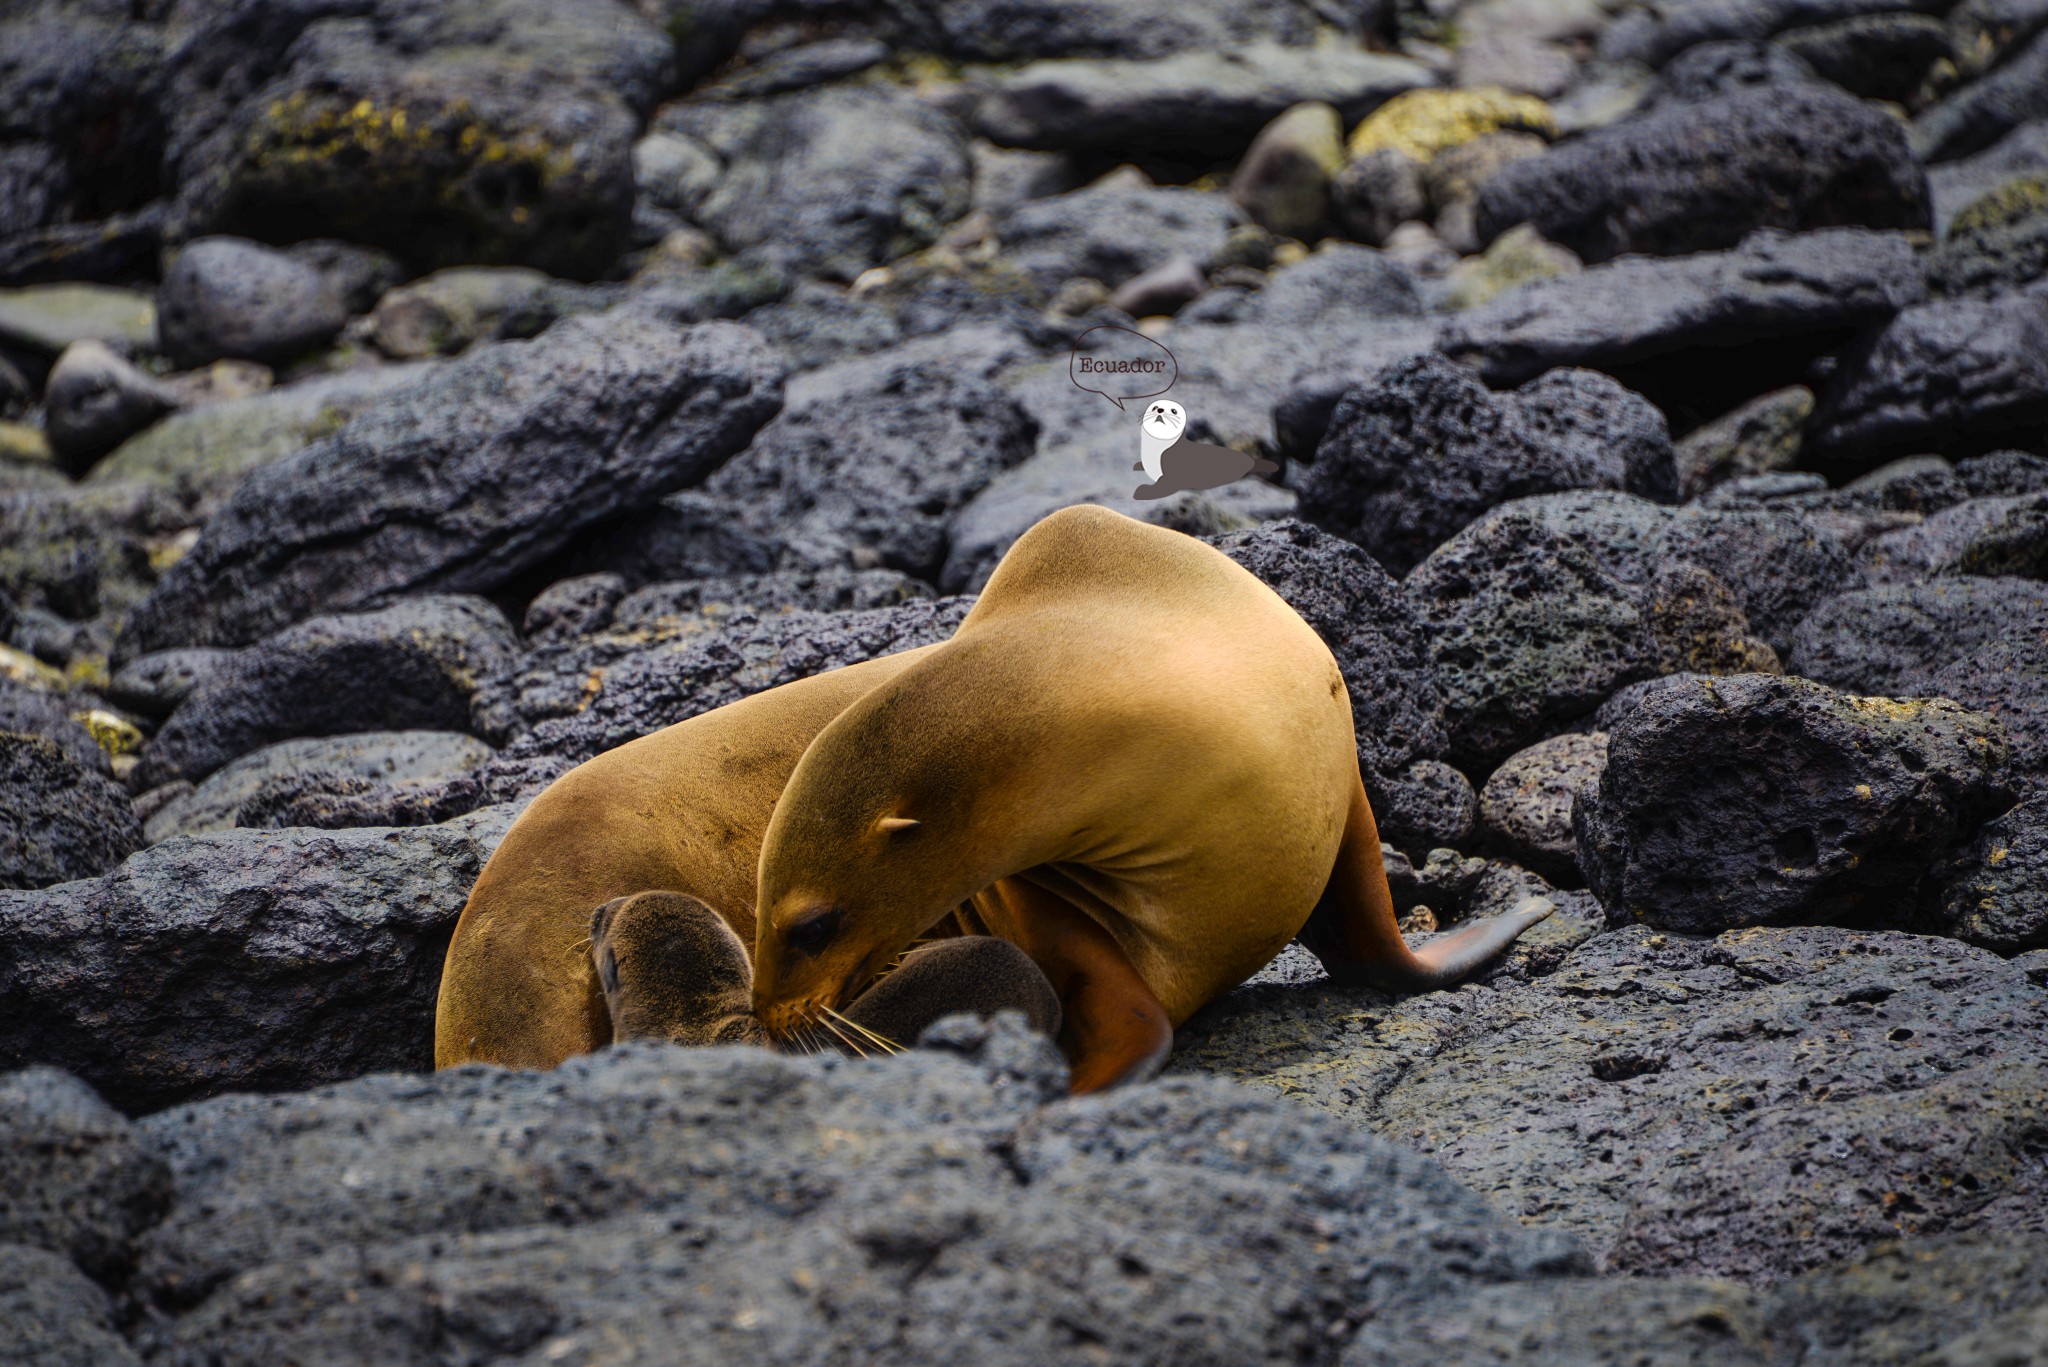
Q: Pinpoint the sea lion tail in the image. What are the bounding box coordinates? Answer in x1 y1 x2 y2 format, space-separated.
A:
1402 896 1554 985
1251 457 1279 474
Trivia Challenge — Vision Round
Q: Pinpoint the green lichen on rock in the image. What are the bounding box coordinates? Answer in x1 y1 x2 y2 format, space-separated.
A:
1929 173 2048 296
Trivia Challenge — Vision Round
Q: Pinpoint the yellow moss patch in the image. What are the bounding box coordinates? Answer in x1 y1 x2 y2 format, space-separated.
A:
1950 173 2048 236
0 421 54 465
0 644 67 691
1347 87 1556 163
71 708 144 757
1845 695 1931 722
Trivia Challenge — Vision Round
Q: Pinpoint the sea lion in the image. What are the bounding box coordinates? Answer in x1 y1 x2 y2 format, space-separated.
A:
590 889 1062 1051
435 643 1067 1070
434 645 938 1069
1132 398 1279 500
749 504 1552 1092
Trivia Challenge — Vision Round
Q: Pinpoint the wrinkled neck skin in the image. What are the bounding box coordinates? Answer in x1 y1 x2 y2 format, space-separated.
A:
1139 425 1177 480
751 619 1132 1030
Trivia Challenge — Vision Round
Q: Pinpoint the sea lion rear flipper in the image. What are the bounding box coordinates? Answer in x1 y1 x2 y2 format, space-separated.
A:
1299 772 1552 991
981 876 1172 1094
590 891 766 1047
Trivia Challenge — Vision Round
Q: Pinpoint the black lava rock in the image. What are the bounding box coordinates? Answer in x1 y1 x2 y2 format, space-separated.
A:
1473 82 1931 264
1575 673 2016 932
1298 354 1675 573
117 311 785 658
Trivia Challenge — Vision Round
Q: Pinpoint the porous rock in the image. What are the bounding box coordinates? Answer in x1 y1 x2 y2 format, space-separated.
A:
155 238 346 370
0 1243 143 1367
1208 518 1450 814
970 43 1433 154
1472 83 1930 263
1574 673 2015 932
1789 576 2048 773
1405 508 1657 769
1807 287 2048 465
126 1028 1580 1364
1177 923 2048 1283
1440 229 1924 387
0 1067 169 1278
663 85 972 282
0 731 141 890
1478 732 1608 879
133 597 516 789
117 311 785 657
0 818 502 1114
144 731 497 843
1927 792 2048 953
1298 353 1675 574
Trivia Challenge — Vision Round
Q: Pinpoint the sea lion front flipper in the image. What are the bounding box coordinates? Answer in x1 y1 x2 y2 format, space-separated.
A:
980 876 1172 1094
1299 771 1552 991
590 891 766 1047
843 936 1063 1048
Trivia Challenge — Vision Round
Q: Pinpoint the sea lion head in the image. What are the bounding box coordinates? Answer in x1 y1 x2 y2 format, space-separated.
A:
1141 398 1185 444
751 673 1014 1045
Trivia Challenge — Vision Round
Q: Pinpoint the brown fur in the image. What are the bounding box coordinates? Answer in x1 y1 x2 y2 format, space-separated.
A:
750 505 1551 1090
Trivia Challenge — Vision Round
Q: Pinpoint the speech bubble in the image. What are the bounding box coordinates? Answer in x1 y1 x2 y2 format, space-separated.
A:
1069 324 1178 411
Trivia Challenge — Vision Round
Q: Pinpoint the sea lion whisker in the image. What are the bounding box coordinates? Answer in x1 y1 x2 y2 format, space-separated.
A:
822 1006 902 1055
813 1012 871 1060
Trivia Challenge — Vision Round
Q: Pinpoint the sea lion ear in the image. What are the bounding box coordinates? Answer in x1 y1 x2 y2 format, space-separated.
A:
876 815 920 833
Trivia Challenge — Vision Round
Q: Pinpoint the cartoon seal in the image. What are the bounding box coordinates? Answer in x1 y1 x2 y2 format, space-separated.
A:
590 889 1061 1052
749 504 1552 1092
1134 398 1279 500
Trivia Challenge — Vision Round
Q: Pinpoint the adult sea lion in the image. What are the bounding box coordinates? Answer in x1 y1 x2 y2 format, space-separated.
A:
749 504 1552 1092
434 646 934 1070
435 644 1064 1070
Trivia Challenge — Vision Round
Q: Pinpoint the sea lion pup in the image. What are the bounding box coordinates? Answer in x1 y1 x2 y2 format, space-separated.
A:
590 890 1062 1051
434 645 940 1070
749 504 1553 1093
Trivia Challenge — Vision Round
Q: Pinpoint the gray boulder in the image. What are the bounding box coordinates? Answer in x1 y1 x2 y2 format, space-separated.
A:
1789 576 2048 775
903 0 1327 61
1473 83 1930 263
663 85 972 282
1406 508 1657 769
1914 24 2048 161
970 43 1432 153
1809 288 2048 464
164 0 664 277
0 732 140 891
0 1067 169 1278
474 573 945 747
116 311 785 657
133 597 516 789
155 238 347 370
652 364 1038 582
1855 491 2048 583
997 175 1248 290
1628 0 1935 67
1477 732 1608 880
105 649 232 718
0 1243 143 1367
1177 922 2048 1283
1927 173 2048 296
1928 793 2048 953
1472 490 1858 651
0 817 504 1114
1575 673 2016 932
487 597 974 778
42 341 182 475
143 731 497 843
1929 121 2048 233
1776 12 1951 103
1440 228 1924 387
126 1027 1580 1364
1298 354 1675 574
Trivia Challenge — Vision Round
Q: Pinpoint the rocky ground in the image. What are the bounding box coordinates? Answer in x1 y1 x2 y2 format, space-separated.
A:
4 0 2048 1362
